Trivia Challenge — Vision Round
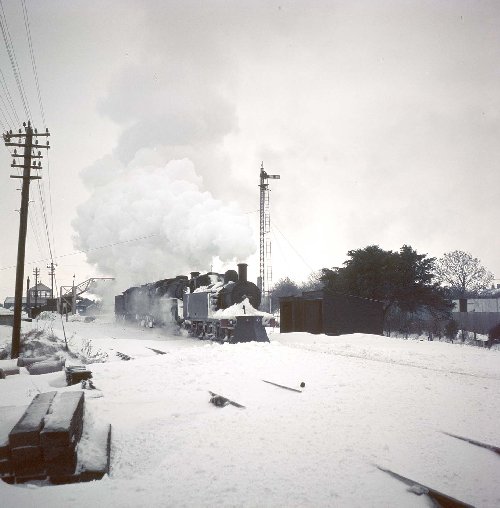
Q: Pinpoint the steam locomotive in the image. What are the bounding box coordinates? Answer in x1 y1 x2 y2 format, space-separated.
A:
114 263 269 343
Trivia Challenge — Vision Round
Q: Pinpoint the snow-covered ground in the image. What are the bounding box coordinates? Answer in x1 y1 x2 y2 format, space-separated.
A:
1 316 499 507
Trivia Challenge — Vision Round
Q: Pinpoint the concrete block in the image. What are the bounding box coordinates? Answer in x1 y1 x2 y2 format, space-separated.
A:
45 452 77 476
41 391 84 447
9 391 57 448
17 356 49 367
0 405 26 460
65 365 92 386
10 445 44 475
27 359 65 375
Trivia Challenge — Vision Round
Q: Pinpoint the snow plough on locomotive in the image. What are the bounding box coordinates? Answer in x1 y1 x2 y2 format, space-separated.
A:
115 263 270 343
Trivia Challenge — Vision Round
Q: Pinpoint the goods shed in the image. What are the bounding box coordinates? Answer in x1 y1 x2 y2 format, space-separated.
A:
280 290 384 336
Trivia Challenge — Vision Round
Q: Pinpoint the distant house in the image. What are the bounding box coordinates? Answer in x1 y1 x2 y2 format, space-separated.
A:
452 294 500 334
0 307 14 325
4 282 52 315
3 297 27 310
452 298 500 313
76 297 96 315
28 282 52 308
280 290 384 336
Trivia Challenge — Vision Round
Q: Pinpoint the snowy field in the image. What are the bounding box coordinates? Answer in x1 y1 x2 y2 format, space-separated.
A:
0 316 499 507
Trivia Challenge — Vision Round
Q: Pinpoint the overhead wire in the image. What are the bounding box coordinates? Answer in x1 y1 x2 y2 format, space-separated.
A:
0 233 163 271
1 0 56 268
0 0 32 121
0 67 20 124
44 150 56 258
0 0 56 303
20 0 44 126
20 0 55 267
271 222 315 273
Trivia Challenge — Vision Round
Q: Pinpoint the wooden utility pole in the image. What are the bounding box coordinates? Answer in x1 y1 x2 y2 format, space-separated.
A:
33 267 39 310
26 276 30 317
3 122 50 358
47 261 56 299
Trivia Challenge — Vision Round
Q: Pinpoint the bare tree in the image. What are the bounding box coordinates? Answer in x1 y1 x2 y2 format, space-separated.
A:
300 270 324 292
270 277 301 312
435 250 494 297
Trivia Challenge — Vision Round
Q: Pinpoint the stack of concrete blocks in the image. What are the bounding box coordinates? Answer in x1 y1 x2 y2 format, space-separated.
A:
65 365 93 385
40 391 84 478
2 390 111 484
0 406 26 478
8 391 57 480
0 359 21 379
26 358 66 375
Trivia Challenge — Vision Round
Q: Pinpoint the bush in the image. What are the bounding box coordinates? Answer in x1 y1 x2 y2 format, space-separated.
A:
444 319 458 341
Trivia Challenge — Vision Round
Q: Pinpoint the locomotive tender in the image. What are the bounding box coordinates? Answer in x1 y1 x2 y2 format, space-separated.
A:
115 263 269 343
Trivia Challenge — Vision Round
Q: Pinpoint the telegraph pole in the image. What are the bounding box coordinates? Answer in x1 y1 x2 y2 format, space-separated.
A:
33 267 39 310
26 276 30 317
4 122 50 358
47 261 56 299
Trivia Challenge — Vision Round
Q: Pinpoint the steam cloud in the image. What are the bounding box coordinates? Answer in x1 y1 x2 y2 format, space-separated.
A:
73 154 256 290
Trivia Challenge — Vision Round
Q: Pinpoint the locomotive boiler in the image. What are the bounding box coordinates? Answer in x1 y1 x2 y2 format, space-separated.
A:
115 263 269 343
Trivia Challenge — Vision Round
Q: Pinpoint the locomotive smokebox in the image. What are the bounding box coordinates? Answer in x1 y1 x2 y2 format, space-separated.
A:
237 263 248 283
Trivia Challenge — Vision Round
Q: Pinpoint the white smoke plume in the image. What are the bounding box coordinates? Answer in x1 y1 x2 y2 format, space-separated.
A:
72 5 260 294
73 154 256 291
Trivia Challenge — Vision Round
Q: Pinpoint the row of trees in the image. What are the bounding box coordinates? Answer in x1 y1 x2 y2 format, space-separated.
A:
271 246 495 337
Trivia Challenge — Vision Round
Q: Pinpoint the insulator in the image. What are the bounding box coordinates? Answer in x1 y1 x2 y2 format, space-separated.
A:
13 159 16 165
45 128 48 133
38 151 41 156
46 141 49 146
38 161 41 167
34 128 37 134
35 139 38 144
9 129 12 134
14 149 17 154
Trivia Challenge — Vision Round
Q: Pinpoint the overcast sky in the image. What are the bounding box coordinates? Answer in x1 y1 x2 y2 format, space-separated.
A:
0 0 499 299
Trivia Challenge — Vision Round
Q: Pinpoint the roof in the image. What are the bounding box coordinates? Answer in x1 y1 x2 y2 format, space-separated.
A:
30 283 51 291
3 297 27 304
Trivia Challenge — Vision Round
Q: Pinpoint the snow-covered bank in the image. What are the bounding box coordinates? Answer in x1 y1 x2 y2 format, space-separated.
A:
0 318 499 507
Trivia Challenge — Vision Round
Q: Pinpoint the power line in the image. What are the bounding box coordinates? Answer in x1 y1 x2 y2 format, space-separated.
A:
271 222 314 272
0 233 162 271
19 0 54 266
0 0 32 120
34 165 53 260
21 0 45 126
45 150 56 258
0 67 20 124
28 200 44 256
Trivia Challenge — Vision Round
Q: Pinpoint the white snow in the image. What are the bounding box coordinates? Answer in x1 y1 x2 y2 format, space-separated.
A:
0 317 499 507
212 298 274 325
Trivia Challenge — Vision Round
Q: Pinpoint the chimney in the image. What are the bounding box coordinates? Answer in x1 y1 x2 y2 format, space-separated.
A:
237 263 248 283
190 271 200 291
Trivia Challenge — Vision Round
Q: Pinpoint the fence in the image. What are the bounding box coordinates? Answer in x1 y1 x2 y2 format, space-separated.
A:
452 312 500 334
